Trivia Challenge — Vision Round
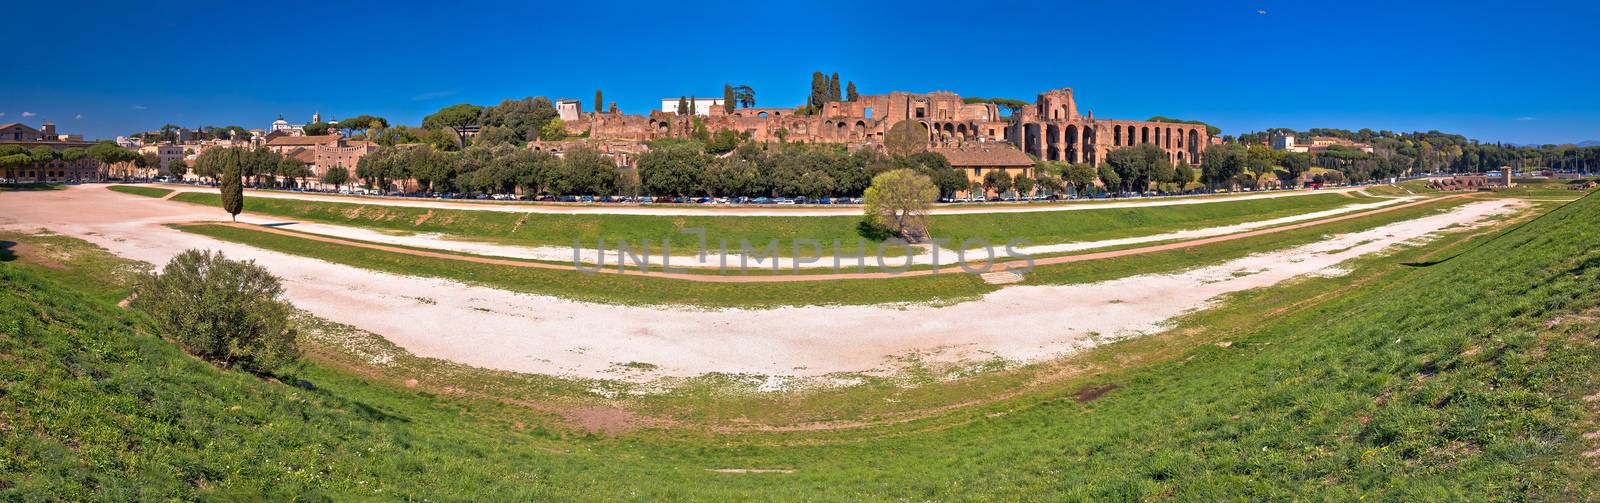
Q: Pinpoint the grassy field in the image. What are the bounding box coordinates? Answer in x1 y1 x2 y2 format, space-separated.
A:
0 182 64 192
1 190 1595 499
107 185 173 198
168 190 1385 253
170 197 1479 308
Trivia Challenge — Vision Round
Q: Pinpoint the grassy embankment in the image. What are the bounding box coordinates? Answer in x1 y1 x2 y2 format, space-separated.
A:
172 197 1486 308
0 182 64 192
168 190 1387 253
1 192 1596 499
107 185 173 198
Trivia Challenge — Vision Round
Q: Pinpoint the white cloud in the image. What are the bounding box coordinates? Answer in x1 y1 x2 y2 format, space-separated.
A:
0 112 6 117
130 104 148 110
1516 116 1535 121
20 111 36 117
74 114 84 119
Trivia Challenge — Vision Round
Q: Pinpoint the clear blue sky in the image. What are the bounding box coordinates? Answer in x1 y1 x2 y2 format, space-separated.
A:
6 0 1597 145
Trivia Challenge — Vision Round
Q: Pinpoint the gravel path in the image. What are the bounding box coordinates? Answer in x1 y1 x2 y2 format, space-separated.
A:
0 185 1516 383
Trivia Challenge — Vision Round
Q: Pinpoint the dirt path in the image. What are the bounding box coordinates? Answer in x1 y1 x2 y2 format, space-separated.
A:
157 183 1368 217
0 184 1517 383
220 196 1415 269
192 193 1467 283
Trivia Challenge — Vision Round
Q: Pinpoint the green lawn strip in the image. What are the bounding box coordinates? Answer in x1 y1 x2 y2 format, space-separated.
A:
2 193 1595 499
174 223 996 308
0 182 64 192
168 190 1382 255
107 185 173 198
168 197 1478 308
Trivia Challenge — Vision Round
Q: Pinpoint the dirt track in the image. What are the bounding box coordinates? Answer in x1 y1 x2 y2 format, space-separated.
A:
191 193 1466 283
156 182 1367 217
0 184 1517 382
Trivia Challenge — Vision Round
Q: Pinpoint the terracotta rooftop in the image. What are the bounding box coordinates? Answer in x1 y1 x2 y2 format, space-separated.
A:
265 134 340 147
931 146 1034 167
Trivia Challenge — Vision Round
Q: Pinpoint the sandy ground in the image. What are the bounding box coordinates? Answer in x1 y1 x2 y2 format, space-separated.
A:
231 196 1414 269
0 185 1517 383
158 183 1366 217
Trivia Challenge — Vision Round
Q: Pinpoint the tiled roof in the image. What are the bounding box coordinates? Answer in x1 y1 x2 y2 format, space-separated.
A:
265 134 340 147
931 146 1034 167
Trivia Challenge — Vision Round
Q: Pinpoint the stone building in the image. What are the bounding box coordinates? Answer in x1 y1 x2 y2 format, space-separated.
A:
1009 89 1209 166
933 145 1036 197
572 86 1207 167
0 122 104 182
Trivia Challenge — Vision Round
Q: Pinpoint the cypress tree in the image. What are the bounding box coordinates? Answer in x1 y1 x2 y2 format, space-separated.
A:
219 148 244 222
847 81 858 102
723 84 736 114
689 95 697 115
809 71 826 109
594 89 602 113
829 73 841 102
677 96 688 115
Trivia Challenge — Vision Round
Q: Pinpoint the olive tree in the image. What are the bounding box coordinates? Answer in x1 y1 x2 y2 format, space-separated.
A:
862 169 938 242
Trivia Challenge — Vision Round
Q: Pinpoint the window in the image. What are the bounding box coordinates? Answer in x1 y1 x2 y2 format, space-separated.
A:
974 168 982 176
915 108 925 118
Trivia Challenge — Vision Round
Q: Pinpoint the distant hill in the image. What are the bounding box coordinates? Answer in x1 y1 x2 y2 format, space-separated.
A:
1579 140 1600 147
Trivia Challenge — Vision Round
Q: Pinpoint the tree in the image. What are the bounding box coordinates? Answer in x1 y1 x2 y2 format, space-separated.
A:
340 115 388 138
323 165 349 188
982 169 1014 196
885 121 930 157
846 81 858 102
1097 164 1121 193
863 169 937 242
303 122 334 136
828 73 841 102
219 149 244 221
479 97 557 141
168 158 189 179
422 103 484 148
809 72 827 109
276 157 311 188
1014 174 1036 199
677 96 688 115
723 84 736 114
1279 152 1312 187
594 89 603 113
88 141 137 179
132 250 299 373
1201 143 1248 188
1171 160 1195 190
553 147 619 196
475 125 521 146
1065 163 1098 195
638 143 708 196
538 119 567 141
733 84 756 108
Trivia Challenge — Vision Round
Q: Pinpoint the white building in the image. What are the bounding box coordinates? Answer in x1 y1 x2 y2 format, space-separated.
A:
557 99 583 122
659 97 726 117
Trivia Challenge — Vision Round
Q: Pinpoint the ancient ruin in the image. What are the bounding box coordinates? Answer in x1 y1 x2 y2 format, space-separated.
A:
561 87 1209 166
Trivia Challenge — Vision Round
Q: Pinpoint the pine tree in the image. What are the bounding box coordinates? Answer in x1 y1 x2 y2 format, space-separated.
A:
846 81 858 102
829 73 841 102
594 89 603 113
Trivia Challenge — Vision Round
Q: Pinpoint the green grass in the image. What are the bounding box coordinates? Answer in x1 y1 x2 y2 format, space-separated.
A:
107 185 173 198
1 192 1595 499
0 182 64 192
169 190 1382 253
170 197 1476 308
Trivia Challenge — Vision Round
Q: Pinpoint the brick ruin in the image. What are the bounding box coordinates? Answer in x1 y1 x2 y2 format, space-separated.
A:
561 87 1209 166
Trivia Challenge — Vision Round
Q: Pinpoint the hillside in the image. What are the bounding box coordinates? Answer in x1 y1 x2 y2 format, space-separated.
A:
2 192 1598 499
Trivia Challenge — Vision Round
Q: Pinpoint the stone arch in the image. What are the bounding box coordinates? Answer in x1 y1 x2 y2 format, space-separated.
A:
1065 124 1080 163
1023 123 1042 157
757 111 769 119
1045 123 1061 161
854 120 866 137
1113 125 1122 146
1081 126 1096 164
1166 127 1173 149
1188 129 1201 163
1141 126 1150 144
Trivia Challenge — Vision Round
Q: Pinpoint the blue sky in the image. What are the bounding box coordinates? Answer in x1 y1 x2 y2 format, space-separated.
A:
5 0 1597 145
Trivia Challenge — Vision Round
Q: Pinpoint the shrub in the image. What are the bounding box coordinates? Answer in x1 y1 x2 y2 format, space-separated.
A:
132 249 298 372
